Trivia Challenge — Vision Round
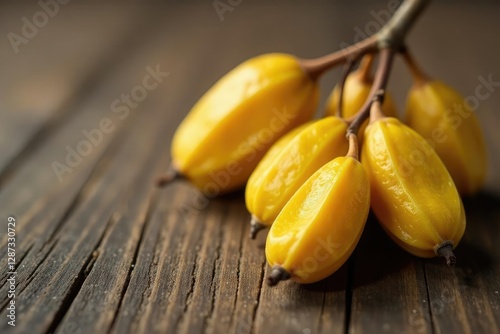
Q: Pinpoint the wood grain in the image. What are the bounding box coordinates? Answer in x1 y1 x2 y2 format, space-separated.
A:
349 218 433 334
0 2 499 334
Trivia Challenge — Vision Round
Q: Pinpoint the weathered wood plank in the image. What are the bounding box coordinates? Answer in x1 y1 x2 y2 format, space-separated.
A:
0 3 185 290
204 199 265 334
349 219 432 334
0 2 160 177
48 110 173 334
253 265 347 334
0 3 262 330
0 2 499 334
107 187 202 333
0 105 166 333
107 2 360 333
107 6 272 332
422 193 500 334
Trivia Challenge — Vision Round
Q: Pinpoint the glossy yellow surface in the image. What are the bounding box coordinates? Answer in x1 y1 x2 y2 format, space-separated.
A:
245 116 349 226
265 156 370 284
171 53 319 194
362 117 466 258
406 80 487 195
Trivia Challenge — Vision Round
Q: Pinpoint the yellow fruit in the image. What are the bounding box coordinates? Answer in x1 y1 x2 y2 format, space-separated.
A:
245 116 348 238
170 53 319 195
406 80 487 195
362 116 466 263
324 55 398 119
265 142 370 285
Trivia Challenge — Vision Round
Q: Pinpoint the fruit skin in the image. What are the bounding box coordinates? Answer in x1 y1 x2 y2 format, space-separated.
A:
324 65 398 119
171 53 319 195
245 116 349 228
265 156 370 284
362 117 466 258
406 80 487 195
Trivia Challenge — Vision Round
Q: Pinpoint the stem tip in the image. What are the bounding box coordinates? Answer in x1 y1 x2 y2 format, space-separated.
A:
267 266 291 286
249 216 266 239
155 166 182 188
436 242 456 267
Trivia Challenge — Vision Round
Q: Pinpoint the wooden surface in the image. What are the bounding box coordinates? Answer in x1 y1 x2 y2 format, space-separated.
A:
1 1 499 333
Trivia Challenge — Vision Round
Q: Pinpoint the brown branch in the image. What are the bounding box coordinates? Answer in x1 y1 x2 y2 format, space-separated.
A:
300 36 378 80
347 48 395 136
298 0 430 80
401 47 431 86
336 59 358 118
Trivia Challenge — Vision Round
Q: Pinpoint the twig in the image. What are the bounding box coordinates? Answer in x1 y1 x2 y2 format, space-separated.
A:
299 0 430 80
336 60 357 117
401 47 431 86
347 48 395 136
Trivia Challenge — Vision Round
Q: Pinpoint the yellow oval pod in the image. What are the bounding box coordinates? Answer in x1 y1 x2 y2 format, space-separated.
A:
362 116 466 263
265 147 370 285
245 116 349 238
171 53 319 195
406 80 487 195
324 55 398 119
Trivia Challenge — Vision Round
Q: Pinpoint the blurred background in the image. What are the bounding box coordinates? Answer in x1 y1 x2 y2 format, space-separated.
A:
0 2 499 333
1 0 499 191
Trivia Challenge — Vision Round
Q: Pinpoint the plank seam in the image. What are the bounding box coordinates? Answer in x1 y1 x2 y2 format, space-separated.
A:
318 280 327 333
422 261 436 334
19 241 58 297
249 251 266 334
228 208 246 330
174 210 208 332
107 190 160 333
45 212 116 333
203 204 229 332
344 256 355 334
0 242 33 291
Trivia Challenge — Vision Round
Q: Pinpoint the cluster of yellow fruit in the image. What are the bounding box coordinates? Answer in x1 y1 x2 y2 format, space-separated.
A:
160 50 487 286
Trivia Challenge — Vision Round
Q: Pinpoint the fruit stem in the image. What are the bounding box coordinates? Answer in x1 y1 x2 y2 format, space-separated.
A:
357 53 375 83
300 36 378 81
267 266 291 286
299 0 430 80
377 0 430 49
249 215 267 239
370 97 386 123
347 48 395 136
435 242 456 267
346 134 360 160
401 47 431 86
336 59 357 118
155 165 182 187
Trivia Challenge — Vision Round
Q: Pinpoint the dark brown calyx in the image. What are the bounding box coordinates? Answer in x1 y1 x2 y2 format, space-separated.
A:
267 266 291 286
249 215 267 239
155 165 183 187
435 241 456 267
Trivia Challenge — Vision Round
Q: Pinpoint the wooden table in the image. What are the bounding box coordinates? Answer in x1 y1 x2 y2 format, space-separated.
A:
1 1 499 333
